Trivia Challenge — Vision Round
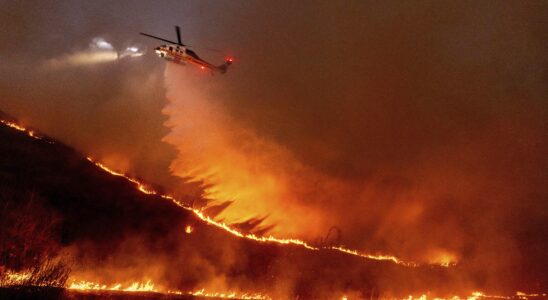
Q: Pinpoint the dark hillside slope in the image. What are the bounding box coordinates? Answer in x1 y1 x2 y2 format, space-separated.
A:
0 114 188 250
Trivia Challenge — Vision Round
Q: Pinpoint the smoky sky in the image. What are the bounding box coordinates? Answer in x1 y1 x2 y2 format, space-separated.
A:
1 0 547 291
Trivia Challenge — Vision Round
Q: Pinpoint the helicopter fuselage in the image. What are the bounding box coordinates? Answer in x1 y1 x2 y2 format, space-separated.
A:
141 26 232 74
154 44 229 73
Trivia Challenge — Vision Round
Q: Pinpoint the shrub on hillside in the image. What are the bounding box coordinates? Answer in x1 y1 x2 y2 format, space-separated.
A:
0 186 69 287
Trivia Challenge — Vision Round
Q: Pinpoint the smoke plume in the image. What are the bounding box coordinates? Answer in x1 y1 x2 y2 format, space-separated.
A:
162 1 548 291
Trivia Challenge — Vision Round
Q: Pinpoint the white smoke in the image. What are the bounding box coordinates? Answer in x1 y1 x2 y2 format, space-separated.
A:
90 37 114 51
118 45 146 59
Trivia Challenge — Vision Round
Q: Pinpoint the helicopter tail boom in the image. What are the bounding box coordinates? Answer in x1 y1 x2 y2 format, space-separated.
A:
217 58 233 74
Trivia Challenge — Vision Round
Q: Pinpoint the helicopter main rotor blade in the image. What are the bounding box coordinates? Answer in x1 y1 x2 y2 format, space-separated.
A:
140 32 179 45
175 26 183 45
191 46 222 53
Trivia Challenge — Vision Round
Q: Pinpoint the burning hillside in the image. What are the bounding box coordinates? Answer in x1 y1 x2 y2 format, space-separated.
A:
0 112 429 298
0 113 546 300
2 1 547 298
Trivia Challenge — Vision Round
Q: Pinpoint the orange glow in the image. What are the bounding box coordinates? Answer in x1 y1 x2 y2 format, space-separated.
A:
85 155 428 266
1 109 546 300
516 292 548 299
68 279 270 299
162 74 327 239
185 288 270 299
397 291 548 300
0 119 42 141
68 280 156 292
0 118 447 268
330 246 418 266
426 248 458 267
161 66 448 269
401 292 515 300
0 270 32 286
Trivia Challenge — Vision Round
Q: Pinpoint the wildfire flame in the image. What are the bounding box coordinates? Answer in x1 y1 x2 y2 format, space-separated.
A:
0 116 440 267
2 271 541 300
0 272 270 299
3 271 542 300
68 279 270 299
0 270 32 286
84 156 423 267
400 291 547 300
185 288 270 299
68 280 156 292
0 119 41 140
68 280 271 299
516 292 548 299
1 118 546 300
0 117 430 267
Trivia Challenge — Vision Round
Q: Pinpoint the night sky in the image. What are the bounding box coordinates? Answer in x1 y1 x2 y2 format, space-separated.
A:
1 1 547 291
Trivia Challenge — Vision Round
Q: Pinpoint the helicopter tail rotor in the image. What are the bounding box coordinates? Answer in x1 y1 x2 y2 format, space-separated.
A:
218 58 233 74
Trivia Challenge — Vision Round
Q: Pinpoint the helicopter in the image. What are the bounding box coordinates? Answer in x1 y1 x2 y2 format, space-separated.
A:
140 26 233 74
